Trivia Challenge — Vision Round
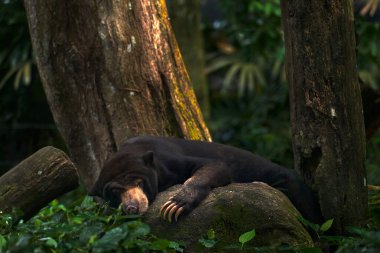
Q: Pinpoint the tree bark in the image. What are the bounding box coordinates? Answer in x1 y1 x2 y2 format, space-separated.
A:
24 0 211 191
168 0 210 117
0 146 79 220
281 0 367 234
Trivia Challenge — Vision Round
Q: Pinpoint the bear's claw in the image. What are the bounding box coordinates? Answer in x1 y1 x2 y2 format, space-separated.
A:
159 201 172 217
159 200 185 222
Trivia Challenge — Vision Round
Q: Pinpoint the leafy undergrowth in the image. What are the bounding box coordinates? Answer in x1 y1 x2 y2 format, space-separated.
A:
2 189 380 253
0 197 183 253
318 187 380 253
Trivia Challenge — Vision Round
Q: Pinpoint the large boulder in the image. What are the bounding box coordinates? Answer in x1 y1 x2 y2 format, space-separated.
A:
144 182 313 252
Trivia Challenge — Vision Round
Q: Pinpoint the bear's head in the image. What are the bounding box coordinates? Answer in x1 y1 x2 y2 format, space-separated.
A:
89 151 158 215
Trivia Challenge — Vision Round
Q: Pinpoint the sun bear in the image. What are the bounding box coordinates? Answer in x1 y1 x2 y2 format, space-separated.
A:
89 136 323 224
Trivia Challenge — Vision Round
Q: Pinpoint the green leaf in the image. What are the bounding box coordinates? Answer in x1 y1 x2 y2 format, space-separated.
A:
46 238 58 248
207 229 215 240
57 204 67 212
150 239 171 250
34 218 43 227
81 196 97 209
239 229 256 245
264 4 271 16
198 238 216 248
169 241 184 252
93 227 126 252
298 216 320 232
16 235 30 248
320 219 334 232
253 65 265 88
50 199 59 207
205 57 233 74
125 221 150 239
370 42 378 56
79 222 103 244
300 247 323 253
71 216 83 225
40 237 58 248
0 60 27 91
246 67 255 94
0 235 7 249
238 65 248 97
86 235 97 246
22 62 31 85
223 63 241 92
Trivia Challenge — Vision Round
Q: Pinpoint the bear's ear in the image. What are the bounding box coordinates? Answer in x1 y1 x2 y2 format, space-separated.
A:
142 151 154 167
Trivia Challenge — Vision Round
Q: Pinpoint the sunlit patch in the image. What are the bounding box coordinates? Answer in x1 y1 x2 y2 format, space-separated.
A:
121 186 149 215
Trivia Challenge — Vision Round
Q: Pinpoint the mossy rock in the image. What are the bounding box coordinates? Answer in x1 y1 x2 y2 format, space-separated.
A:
144 182 313 252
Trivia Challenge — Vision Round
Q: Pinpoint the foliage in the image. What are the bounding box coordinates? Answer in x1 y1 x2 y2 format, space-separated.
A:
298 217 334 239
204 1 290 171
0 0 64 175
334 227 380 253
198 229 216 249
217 0 282 58
238 229 256 249
1 188 380 252
208 0 380 177
356 17 380 90
0 197 183 253
1 1 380 252
357 0 380 17
0 0 32 91
206 55 266 97
206 0 285 97
314 189 380 252
205 4 380 251
209 81 294 168
208 0 380 95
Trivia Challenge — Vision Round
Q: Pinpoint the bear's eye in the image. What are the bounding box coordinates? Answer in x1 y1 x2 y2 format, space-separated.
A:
107 189 122 208
103 182 123 208
135 179 144 188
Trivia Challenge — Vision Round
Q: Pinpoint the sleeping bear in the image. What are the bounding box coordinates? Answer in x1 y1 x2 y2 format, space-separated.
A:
89 136 323 224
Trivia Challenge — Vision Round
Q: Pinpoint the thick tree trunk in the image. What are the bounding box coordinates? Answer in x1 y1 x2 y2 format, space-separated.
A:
24 0 211 191
168 0 210 117
281 1 367 234
0 147 79 220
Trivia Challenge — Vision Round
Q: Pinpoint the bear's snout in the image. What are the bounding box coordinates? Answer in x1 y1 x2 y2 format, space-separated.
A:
123 201 139 214
121 186 149 215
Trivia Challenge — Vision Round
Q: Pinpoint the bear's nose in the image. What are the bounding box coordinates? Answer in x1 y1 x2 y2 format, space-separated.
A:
123 204 138 214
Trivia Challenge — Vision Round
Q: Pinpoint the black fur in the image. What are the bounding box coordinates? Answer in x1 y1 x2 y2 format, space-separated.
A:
90 136 323 223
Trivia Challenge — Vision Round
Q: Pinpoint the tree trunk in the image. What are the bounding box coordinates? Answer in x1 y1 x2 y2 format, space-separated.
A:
24 0 211 191
0 147 79 220
281 0 367 234
167 0 210 117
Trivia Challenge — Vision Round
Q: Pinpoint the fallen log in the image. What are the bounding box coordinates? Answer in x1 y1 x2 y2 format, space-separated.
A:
0 146 79 220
